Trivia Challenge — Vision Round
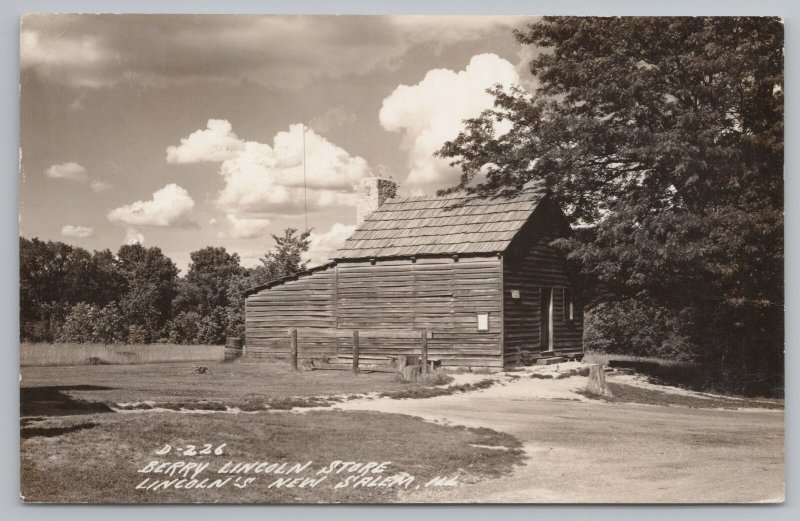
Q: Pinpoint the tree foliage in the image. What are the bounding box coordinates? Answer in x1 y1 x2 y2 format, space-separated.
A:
437 17 783 391
57 303 126 344
174 247 244 316
116 244 179 342
251 228 311 286
20 227 311 346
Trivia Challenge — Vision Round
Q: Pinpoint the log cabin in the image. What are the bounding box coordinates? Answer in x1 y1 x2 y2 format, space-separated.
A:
243 177 584 370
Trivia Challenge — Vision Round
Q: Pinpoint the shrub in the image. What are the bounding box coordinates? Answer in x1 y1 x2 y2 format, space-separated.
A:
584 299 696 362
57 303 126 344
57 303 97 343
126 324 150 344
93 304 127 344
166 311 202 344
196 307 227 345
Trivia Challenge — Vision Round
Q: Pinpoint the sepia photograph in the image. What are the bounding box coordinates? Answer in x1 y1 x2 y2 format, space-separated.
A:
18 13 784 504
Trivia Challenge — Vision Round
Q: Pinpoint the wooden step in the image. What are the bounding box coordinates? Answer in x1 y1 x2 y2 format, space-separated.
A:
536 356 567 365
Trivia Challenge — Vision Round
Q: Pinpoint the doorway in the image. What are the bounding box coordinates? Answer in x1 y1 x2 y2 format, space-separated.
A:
540 288 554 351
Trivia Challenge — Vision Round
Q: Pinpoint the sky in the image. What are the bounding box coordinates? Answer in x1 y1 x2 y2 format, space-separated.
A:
20 14 541 273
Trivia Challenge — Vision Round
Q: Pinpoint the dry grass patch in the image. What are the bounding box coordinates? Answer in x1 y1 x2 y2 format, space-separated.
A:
21 410 524 503
21 343 224 367
380 379 497 400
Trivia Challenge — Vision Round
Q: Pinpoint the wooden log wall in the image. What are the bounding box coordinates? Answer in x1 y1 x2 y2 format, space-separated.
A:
244 256 506 368
502 202 584 367
336 256 504 368
245 265 337 361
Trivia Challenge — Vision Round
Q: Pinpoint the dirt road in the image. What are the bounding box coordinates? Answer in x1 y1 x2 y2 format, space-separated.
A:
337 366 784 503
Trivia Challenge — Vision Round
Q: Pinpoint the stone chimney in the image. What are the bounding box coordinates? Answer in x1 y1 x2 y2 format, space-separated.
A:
356 177 397 224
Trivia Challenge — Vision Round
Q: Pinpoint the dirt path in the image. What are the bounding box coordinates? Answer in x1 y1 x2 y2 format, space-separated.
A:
336 365 784 503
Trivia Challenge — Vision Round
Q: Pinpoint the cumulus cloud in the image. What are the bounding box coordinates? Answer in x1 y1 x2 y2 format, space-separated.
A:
166 119 245 163
379 53 520 191
21 14 533 89
124 227 145 245
306 222 357 265
223 213 272 239
107 183 196 227
61 225 95 238
45 162 89 182
168 120 370 229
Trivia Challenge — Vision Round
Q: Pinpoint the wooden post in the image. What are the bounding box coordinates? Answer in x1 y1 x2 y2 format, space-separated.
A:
421 330 429 373
352 330 360 375
289 328 298 371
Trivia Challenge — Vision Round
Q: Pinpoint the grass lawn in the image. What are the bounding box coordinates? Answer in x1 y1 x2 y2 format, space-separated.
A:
20 361 428 411
21 410 524 503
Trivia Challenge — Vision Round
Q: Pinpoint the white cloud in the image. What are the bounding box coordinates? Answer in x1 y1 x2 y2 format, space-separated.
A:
108 183 196 227
61 225 95 238
223 213 272 239
45 162 113 193
167 120 371 219
306 222 356 265
90 179 112 193
45 162 89 182
379 53 520 191
166 119 245 163
124 227 145 245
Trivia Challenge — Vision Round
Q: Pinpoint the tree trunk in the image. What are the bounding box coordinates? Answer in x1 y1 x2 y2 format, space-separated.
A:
585 364 613 398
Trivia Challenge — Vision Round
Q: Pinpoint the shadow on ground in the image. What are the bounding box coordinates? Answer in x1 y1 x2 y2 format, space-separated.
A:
20 419 99 439
21 385 116 417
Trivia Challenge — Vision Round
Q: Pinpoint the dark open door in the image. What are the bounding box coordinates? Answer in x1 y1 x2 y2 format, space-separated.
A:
540 288 553 351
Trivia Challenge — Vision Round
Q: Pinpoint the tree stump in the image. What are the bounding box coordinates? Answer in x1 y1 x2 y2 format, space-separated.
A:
399 365 421 383
585 364 613 398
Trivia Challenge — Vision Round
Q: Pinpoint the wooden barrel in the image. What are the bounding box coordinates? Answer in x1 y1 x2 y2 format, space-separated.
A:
224 337 243 362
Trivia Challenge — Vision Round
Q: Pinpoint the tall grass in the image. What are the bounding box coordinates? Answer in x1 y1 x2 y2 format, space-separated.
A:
20 343 225 367
583 351 694 368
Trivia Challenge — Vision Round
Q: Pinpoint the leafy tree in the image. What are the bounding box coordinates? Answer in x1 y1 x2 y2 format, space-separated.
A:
20 238 91 324
196 306 228 345
89 249 125 307
221 228 312 340
20 238 124 341
93 303 127 344
57 303 96 344
437 17 783 392
251 228 311 285
119 282 167 343
173 247 243 316
116 243 179 342
57 302 126 344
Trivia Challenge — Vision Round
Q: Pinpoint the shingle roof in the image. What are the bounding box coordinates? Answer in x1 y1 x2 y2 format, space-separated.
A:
334 188 546 259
